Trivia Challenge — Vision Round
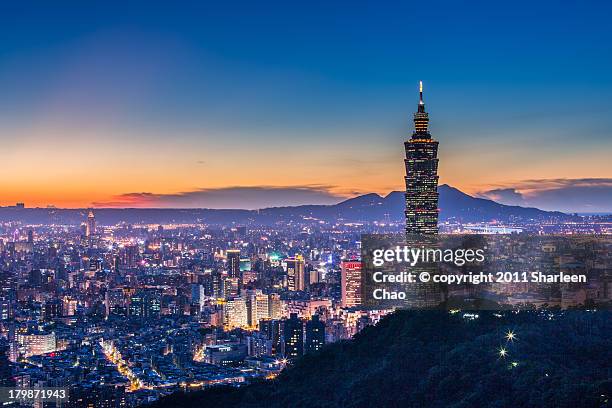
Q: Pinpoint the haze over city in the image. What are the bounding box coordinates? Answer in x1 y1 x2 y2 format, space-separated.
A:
1 1 611 212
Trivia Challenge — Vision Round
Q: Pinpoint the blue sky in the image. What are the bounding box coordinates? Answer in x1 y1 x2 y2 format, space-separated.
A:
0 1 611 211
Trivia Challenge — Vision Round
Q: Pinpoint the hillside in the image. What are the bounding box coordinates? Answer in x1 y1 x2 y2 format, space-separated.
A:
151 309 611 408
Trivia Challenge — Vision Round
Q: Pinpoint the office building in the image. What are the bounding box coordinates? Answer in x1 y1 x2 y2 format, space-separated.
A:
341 261 362 308
286 255 305 291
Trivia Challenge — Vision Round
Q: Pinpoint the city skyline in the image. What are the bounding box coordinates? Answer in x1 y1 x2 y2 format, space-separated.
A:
1 1 611 212
1 4 610 407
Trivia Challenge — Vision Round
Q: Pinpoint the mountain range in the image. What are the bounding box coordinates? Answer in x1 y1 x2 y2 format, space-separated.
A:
0 185 573 225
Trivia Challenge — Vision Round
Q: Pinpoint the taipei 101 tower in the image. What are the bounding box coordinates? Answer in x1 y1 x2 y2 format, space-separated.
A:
403 82 441 308
404 81 439 235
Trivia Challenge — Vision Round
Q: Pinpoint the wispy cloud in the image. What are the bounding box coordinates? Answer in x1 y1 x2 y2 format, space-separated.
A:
478 188 525 206
478 178 612 213
92 185 347 209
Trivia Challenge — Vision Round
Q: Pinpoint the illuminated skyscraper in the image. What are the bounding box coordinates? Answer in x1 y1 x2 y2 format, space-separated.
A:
405 81 439 235
268 293 282 319
224 297 248 329
226 249 241 278
404 82 442 308
85 209 96 237
128 290 161 318
341 261 362 308
286 255 305 291
246 291 270 328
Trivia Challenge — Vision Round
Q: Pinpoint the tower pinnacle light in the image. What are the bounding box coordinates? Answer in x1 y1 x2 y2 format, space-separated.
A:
419 80 423 104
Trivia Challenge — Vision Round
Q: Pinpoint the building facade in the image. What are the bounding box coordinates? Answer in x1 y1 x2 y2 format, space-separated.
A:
341 261 362 308
286 255 305 292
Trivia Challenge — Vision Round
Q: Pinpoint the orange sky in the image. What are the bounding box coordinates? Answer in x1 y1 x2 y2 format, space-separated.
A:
3 121 611 208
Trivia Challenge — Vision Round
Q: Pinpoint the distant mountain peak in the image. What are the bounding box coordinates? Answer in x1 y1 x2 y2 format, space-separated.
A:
337 193 383 208
0 185 572 225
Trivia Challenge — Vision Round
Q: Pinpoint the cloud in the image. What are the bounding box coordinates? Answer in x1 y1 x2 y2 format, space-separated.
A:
92 185 346 209
479 178 612 213
477 188 525 206
508 178 612 191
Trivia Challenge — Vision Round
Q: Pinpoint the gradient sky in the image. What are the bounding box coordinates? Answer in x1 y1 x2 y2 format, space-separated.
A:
1 1 611 211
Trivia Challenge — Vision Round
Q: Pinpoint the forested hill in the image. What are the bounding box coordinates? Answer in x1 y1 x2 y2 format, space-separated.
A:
151 309 611 408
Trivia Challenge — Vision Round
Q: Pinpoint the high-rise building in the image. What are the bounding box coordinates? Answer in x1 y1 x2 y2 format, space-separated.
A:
404 81 439 235
341 261 362 308
209 271 224 298
129 290 161 318
224 297 248 329
191 284 205 308
286 255 305 291
105 288 126 317
226 249 241 279
305 314 325 354
85 209 96 237
282 313 304 359
404 82 442 308
268 293 282 319
245 291 270 328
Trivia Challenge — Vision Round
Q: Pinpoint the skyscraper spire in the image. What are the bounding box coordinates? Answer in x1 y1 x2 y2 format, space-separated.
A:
419 80 424 105
414 81 429 133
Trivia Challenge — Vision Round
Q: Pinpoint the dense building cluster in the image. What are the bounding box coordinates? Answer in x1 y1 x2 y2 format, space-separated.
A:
0 216 390 406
